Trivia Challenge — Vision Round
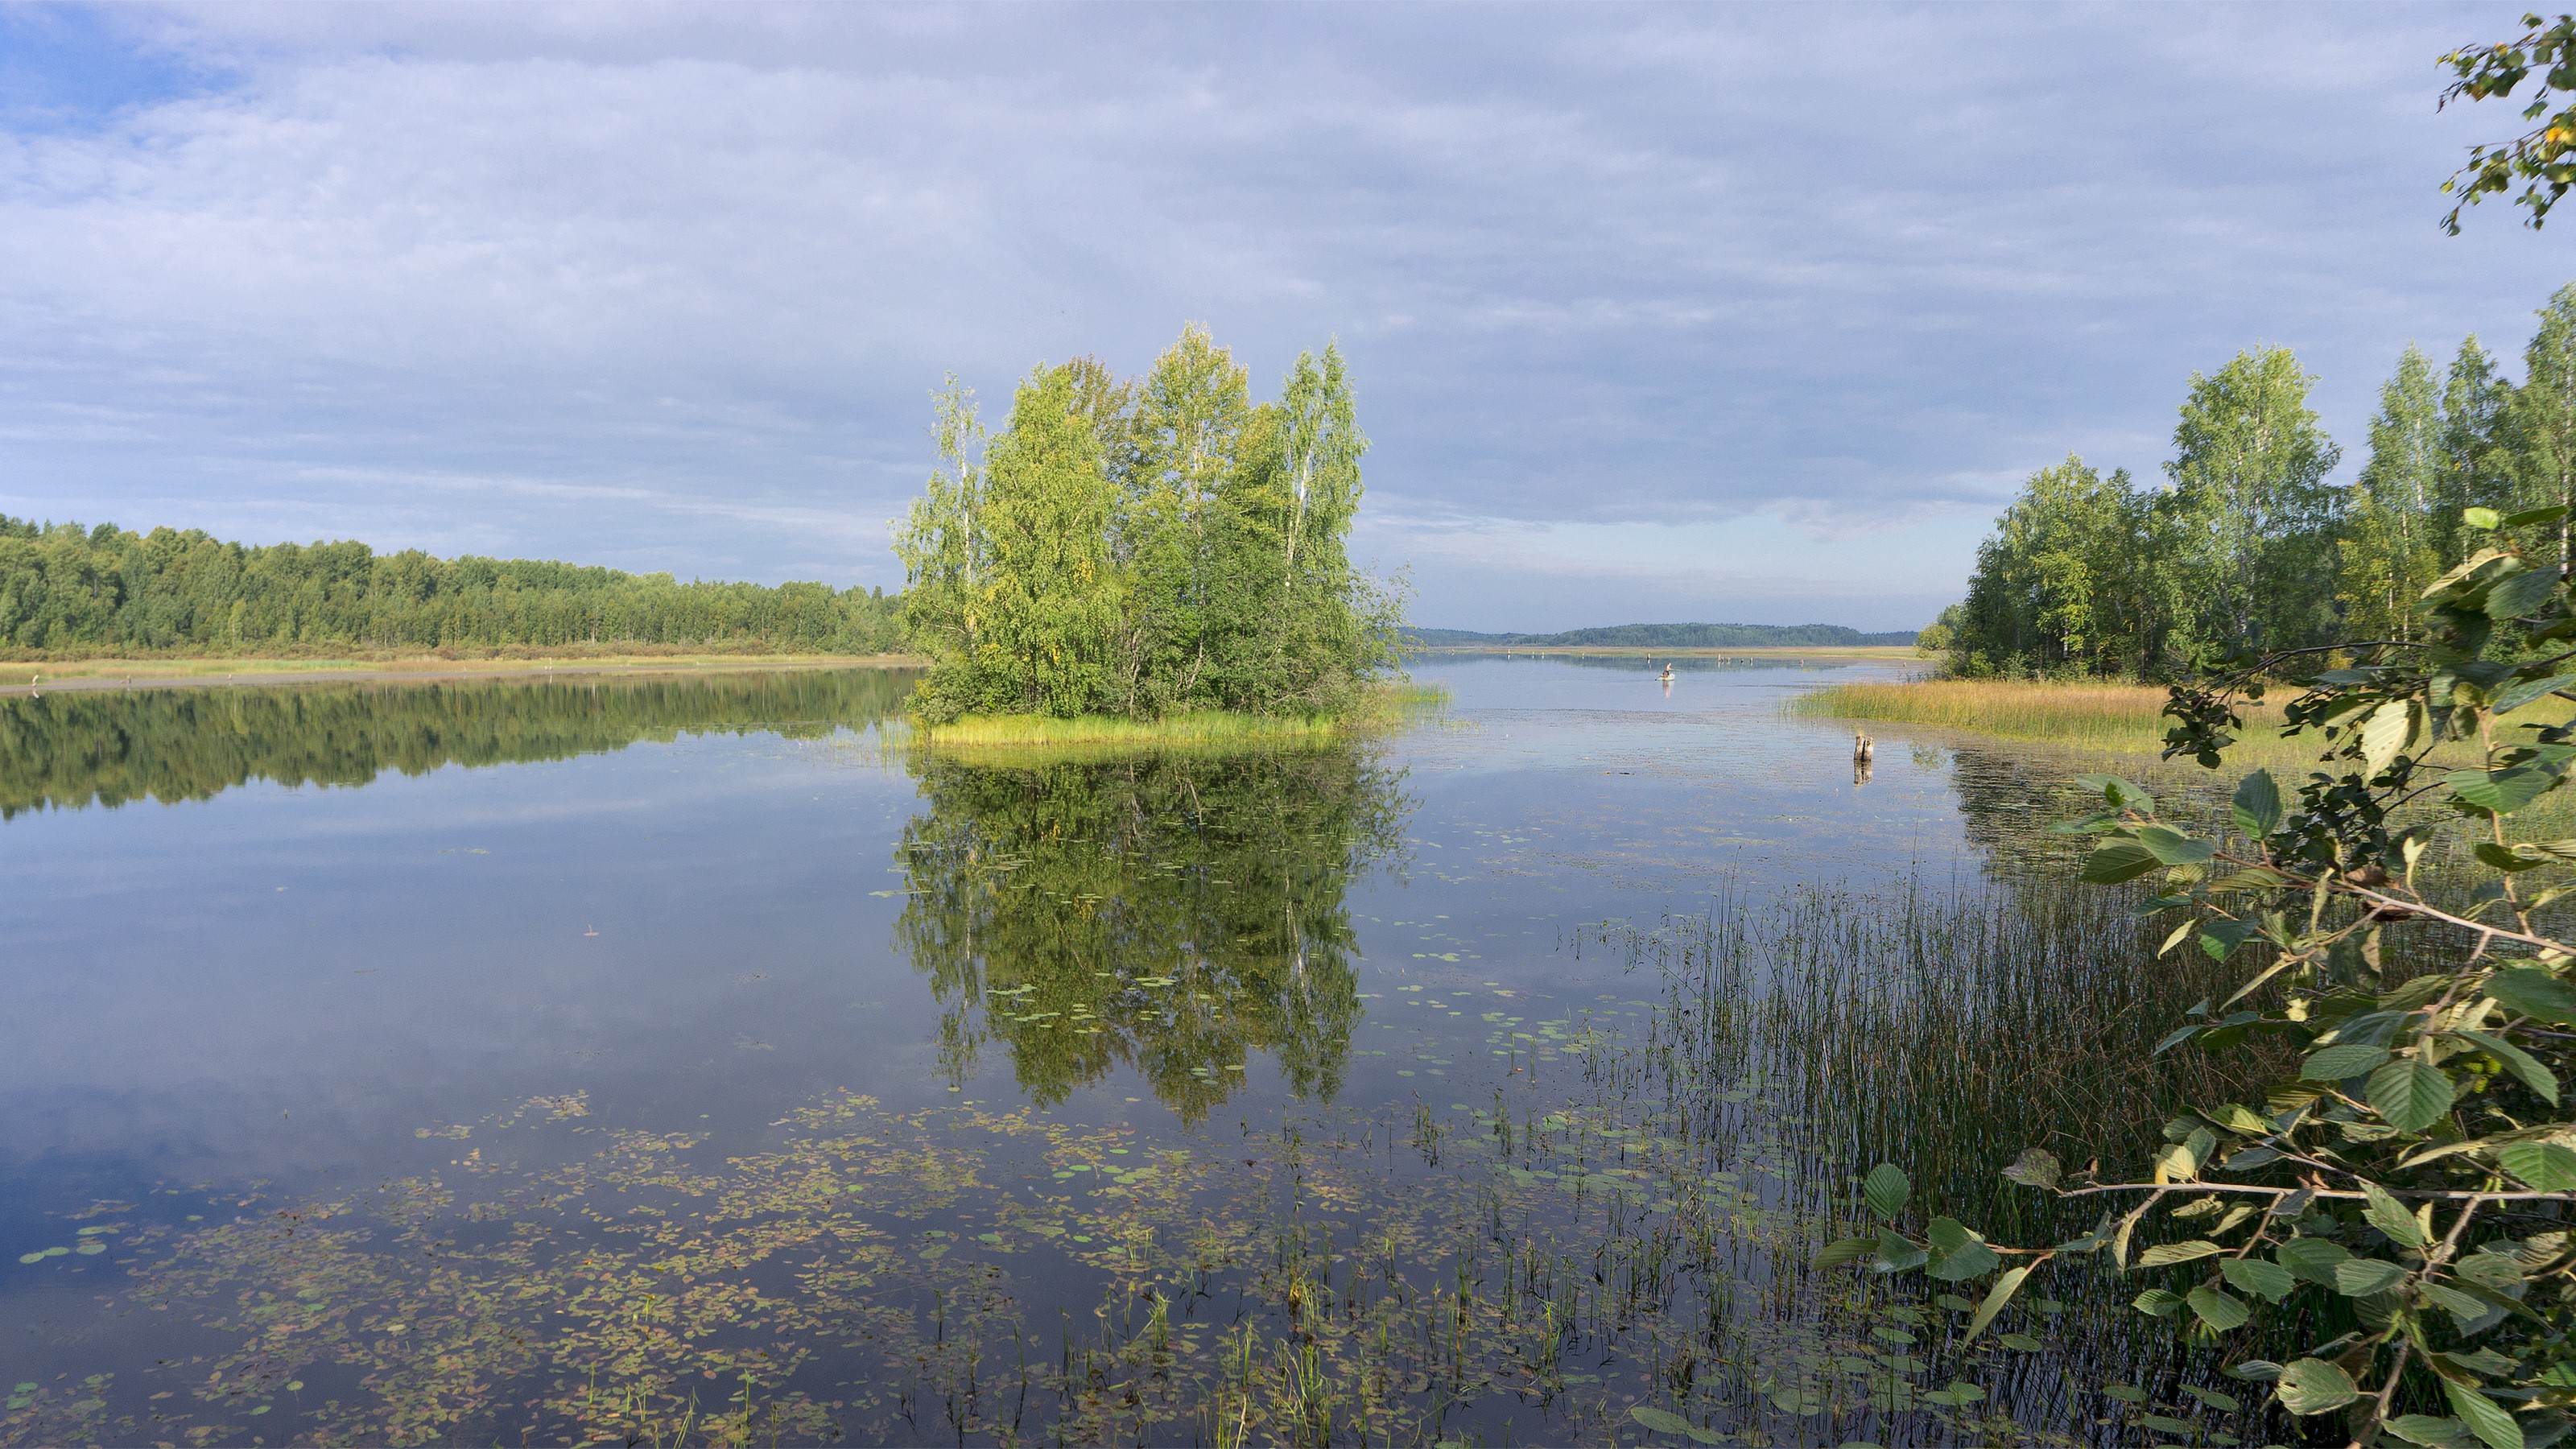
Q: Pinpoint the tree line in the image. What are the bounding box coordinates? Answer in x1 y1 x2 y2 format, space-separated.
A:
0 518 906 657
1929 282 2576 679
895 325 1403 722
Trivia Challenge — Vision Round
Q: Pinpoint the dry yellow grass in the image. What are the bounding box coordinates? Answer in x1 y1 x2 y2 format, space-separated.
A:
1790 679 2290 752
899 683 1448 762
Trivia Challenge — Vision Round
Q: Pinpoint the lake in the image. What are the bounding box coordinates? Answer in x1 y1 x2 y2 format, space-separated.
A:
0 657 2259 1447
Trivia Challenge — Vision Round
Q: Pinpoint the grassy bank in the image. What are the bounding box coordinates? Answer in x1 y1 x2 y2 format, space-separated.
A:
1790 678 2285 750
904 683 1448 760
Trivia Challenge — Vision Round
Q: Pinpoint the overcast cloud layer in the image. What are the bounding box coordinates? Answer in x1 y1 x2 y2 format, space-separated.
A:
0 2 2565 631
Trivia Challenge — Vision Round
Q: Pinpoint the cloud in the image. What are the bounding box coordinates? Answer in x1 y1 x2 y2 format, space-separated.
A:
0 2 2560 625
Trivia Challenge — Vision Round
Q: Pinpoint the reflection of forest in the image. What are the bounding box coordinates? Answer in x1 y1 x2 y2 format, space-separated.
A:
0 668 914 818
895 747 1411 1121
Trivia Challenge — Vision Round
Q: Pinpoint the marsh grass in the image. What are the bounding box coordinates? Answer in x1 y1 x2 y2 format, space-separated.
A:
1790 679 2269 750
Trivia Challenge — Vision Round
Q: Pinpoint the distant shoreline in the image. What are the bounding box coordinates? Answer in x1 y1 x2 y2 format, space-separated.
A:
1406 644 1922 662
0 653 924 696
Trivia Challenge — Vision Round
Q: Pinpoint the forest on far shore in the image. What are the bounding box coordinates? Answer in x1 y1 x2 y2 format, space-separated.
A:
0 517 905 658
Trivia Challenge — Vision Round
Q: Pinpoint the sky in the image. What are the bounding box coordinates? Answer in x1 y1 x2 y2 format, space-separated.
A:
0 2 2567 634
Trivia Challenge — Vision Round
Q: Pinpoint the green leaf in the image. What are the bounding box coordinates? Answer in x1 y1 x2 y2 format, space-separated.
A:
2494 673 2576 715
2074 774 2153 811
1997 1331 2044 1351
2275 1357 2360 1415
2502 505 2571 530
2363 1181 2425 1248
2466 506 2504 530
2370 1059 2458 1132
2277 1236 2349 1285
2218 1257 2294 1302
2138 1414 2196 1435
2138 824 2215 866
2000 1148 2061 1189
1874 1230 1926 1274
2452 1029 2559 1104
1629 1406 1695 1435
2083 840 2164 884
2182 1385 2240 1413
1814 1235 1880 1268
2500 1141 2576 1191
2446 1381 2526 1449
2490 566 2562 621
2302 1044 2392 1080
2364 699 2422 777
2134 1240 2222 1269
2231 769 2281 837
1862 1163 1909 1220
2450 765 2565 817
2388 1416 2471 1446
2479 840 2551 871
1925 1216 2000 1282
2132 1288 2185 1319
2332 1257 2409 1297
2102 1384 2149 1402
1962 1264 2031 1344
2187 1284 2251 1331
2489 966 2576 1025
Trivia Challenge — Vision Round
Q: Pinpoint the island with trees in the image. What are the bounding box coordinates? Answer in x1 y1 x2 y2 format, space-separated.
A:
892 324 1406 748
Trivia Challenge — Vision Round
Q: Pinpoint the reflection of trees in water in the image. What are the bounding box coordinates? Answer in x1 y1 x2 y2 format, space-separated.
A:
0 668 915 818
894 747 1412 1121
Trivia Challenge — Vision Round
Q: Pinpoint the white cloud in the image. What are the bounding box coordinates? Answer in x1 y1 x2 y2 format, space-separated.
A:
0 2 2561 625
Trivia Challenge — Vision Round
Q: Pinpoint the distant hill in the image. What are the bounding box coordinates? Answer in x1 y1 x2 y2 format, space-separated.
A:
1406 622 1917 649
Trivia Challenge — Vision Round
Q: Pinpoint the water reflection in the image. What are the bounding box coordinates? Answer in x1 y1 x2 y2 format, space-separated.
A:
894 745 1412 1121
0 669 914 818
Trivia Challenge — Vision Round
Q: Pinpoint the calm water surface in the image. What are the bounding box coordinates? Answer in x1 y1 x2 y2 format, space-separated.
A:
0 658 2190 1446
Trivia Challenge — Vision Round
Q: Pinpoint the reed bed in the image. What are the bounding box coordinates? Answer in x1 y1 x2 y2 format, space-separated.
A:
1790 679 2275 749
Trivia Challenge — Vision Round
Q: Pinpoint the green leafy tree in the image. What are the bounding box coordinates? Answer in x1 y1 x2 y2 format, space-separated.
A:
2158 347 2346 662
895 325 1399 723
2511 287 2576 578
2341 345 2448 644
1946 456 2157 677
2442 12 2576 233
2450 337 2522 567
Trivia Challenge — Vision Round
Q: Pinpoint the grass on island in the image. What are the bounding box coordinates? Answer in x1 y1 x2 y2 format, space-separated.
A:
902 683 1449 761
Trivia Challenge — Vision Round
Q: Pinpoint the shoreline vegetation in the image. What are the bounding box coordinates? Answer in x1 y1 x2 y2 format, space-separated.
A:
0 650 921 695
0 514 904 656
902 681 1447 759
1791 676 2278 751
